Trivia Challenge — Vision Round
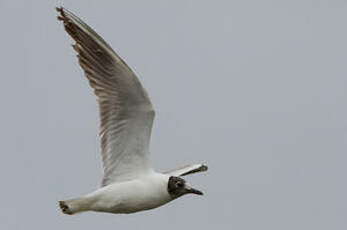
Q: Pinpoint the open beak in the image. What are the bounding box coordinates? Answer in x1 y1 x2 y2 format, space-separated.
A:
185 184 203 195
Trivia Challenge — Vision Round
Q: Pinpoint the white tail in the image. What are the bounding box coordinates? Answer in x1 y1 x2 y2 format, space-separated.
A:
59 197 91 215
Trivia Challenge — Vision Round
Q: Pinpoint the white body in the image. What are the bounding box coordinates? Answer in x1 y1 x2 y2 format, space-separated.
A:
57 7 207 215
65 172 172 214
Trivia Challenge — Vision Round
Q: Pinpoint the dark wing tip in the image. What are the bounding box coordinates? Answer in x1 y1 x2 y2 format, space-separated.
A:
56 7 65 21
56 7 72 27
201 164 208 172
180 164 209 176
55 7 81 44
56 6 63 13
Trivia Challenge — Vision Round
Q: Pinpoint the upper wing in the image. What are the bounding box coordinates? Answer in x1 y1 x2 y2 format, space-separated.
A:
164 164 208 177
57 7 155 186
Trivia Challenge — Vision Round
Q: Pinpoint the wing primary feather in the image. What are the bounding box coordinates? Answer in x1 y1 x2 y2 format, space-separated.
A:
57 7 155 186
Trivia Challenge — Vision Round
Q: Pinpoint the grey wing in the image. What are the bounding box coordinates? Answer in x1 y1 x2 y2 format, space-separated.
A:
57 7 155 186
164 164 208 177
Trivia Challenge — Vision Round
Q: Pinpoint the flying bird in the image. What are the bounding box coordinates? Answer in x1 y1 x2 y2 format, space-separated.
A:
56 7 208 215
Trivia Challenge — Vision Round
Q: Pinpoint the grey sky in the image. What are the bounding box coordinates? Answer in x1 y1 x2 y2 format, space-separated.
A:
1 0 347 229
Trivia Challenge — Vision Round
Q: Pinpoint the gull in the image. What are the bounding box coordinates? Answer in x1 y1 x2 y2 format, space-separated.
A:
56 7 208 215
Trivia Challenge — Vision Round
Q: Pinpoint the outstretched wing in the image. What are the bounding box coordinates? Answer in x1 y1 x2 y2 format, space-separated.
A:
164 164 208 177
57 7 155 186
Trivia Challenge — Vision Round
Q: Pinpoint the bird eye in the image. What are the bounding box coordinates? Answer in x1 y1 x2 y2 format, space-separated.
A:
176 182 184 188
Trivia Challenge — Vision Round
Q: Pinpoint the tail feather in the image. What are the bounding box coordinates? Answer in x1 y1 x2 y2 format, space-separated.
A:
58 197 90 215
59 201 73 215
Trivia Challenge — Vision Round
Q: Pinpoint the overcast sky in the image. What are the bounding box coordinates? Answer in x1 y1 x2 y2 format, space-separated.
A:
1 0 347 229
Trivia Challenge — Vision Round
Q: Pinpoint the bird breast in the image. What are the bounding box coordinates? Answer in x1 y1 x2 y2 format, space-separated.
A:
89 173 172 214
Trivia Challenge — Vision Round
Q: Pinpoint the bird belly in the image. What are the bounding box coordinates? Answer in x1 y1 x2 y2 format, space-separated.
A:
111 194 170 214
89 177 172 214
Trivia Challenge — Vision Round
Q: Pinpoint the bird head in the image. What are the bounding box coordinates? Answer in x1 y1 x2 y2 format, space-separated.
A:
167 176 203 199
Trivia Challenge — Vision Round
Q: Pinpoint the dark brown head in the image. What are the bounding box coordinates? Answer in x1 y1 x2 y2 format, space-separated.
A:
167 176 203 199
